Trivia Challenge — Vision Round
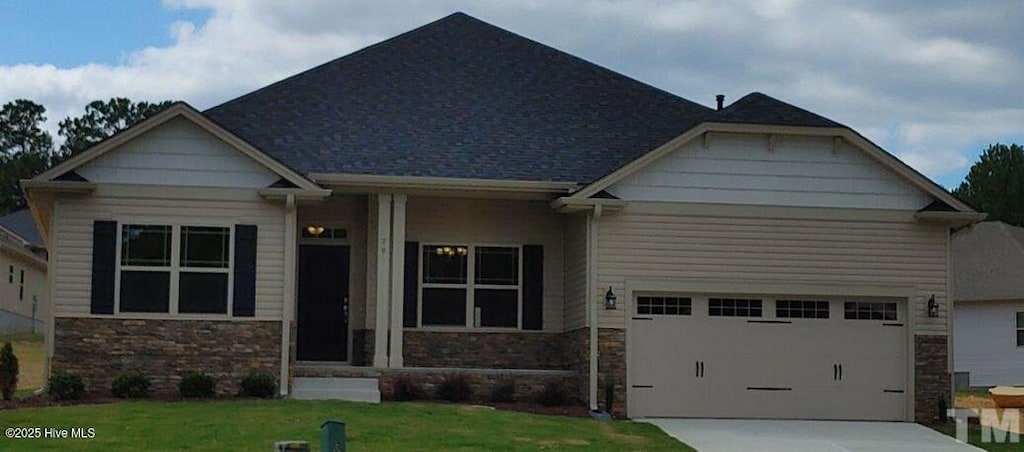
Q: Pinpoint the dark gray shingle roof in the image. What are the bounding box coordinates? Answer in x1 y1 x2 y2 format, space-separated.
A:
205 13 849 184
205 12 717 183
0 209 42 247
717 92 842 128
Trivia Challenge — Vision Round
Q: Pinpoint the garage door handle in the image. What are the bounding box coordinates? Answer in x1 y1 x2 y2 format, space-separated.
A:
833 364 838 380
839 364 843 381
695 361 705 378
700 361 704 378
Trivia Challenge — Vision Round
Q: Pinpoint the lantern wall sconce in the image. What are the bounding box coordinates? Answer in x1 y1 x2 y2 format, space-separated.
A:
927 295 939 318
604 286 617 310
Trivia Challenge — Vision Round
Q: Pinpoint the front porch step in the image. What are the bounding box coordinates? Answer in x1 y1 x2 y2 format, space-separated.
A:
291 377 381 403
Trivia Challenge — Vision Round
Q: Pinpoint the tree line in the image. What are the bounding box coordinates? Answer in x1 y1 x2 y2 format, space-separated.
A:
0 98 173 214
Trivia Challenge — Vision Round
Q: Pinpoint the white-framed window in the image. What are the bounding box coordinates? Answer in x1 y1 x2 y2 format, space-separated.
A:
708 298 763 317
420 244 521 329
844 301 897 321
1017 312 1024 347
116 223 233 315
636 296 692 316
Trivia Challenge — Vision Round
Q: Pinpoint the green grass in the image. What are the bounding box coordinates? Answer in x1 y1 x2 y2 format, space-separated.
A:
0 399 691 451
931 424 1022 452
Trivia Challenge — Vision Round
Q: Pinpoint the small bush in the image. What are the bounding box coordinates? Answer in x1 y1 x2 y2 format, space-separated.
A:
239 372 276 398
536 380 571 407
392 376 424 401
490 378 516 403
436 373 472 402
0 342 18 401
111 373 150 399
178 372 216 398
47 371 85 401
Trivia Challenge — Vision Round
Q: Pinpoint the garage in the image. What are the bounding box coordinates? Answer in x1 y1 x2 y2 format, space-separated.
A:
628 295 908 421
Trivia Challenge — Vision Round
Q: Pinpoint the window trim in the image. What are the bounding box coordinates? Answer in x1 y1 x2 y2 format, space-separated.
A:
114 222 235 317
417 243 524 330
1016 312 1024 347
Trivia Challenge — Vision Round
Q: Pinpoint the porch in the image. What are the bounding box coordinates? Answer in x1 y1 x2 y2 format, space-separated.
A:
286 192 589 399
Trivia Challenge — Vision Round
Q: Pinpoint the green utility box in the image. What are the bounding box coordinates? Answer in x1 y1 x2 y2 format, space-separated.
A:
321 420 346 452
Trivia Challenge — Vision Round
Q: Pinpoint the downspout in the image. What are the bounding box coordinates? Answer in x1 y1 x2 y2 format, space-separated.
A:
588 204 603 411
280 194 296 396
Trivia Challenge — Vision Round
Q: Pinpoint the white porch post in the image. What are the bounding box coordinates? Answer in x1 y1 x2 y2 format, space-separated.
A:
388 194 407 367
280 195 297 395
373 194 393 368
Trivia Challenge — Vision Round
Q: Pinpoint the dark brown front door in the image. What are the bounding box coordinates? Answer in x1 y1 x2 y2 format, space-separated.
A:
297 244 349 361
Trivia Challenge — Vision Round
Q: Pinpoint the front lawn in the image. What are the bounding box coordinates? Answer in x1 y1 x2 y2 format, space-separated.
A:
0 333 44 394
0 399 691 451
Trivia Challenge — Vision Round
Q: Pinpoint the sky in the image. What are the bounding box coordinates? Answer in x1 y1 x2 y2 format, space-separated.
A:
1 0 1021 188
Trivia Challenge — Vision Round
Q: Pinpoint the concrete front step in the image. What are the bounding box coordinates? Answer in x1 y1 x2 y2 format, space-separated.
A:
291 377 381 403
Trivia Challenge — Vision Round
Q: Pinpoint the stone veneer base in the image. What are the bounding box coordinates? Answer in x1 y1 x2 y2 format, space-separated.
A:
53 317 281 396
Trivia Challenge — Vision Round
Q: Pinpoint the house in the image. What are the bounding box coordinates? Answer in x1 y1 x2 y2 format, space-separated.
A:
23 13 982 422
0 209 48 335
952 221 1024 387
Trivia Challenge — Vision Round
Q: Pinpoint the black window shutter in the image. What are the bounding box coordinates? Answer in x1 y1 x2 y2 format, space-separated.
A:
522 245 544 330
403 242 419 327
90 220 117 314
233 225 257 317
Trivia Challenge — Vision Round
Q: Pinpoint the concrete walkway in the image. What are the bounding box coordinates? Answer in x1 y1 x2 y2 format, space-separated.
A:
644 419 984 452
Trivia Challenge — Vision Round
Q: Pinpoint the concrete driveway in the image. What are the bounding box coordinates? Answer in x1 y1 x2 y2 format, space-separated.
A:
643 419 983 452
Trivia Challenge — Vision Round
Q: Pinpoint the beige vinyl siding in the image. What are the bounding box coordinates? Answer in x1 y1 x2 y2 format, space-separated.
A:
607 133 931 210
405 197 565 332
597 203 949 335
297 195 368 329
0 250 48 322
53 186 287 319
76 117 280 188
562 214 588 331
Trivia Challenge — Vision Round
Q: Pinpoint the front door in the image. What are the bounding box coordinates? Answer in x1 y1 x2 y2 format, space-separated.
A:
297 244 350 361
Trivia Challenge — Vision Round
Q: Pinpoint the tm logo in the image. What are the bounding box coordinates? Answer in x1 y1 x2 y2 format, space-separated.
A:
949 408 1021 444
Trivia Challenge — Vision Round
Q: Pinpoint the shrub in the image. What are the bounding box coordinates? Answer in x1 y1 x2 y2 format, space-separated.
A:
239 372 276 398
111 373 151 399
392 376 424 401
178 372 216 398
0 342 18 401
490 378 516 404
47 371 85 401
536 380 571 407
436 373 472 402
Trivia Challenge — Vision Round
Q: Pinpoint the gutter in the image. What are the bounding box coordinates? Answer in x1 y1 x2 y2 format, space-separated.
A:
914 211 987 228
551 197 626 213
258 187 332 201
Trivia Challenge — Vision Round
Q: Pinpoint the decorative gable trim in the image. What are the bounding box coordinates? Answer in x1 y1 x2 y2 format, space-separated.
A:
32 102 322 191
569 121 977 214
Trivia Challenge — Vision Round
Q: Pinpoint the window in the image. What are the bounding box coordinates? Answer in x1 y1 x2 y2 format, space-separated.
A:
709 298 762 317
421 245 521 328
637 296 691 315
118 224 232 314
776 300 829 319
1017 312 1024 347
844 301 897 321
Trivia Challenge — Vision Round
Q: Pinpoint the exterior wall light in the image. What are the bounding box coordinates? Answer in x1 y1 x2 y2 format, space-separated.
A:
927 295 939 318
605 286 617 310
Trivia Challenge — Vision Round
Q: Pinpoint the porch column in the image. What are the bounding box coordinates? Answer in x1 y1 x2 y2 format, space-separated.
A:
372 194 392 368
388 194 407 367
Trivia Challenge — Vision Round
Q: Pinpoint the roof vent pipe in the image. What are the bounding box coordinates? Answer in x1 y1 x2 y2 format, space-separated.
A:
715 94 725 111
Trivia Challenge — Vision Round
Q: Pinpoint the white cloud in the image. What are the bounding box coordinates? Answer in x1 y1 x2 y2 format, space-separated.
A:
0 0 1021 185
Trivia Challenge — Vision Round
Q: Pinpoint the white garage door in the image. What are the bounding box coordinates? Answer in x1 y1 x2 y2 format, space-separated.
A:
629 295 908 420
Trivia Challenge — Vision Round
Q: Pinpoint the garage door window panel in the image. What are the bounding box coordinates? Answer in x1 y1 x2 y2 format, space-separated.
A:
844 301 897 321
709 298 762 317
776 300 829 319
637 296 691 315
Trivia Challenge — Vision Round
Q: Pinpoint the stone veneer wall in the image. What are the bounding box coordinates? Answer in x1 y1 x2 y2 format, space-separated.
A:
596 328 626 417
53 318 281 395
915 335 951 424
561 328 589 404
403 331 569 369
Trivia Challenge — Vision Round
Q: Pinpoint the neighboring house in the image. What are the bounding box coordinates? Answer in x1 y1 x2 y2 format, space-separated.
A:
0 209 48 334
952 221 1024 387
23 13 982 422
